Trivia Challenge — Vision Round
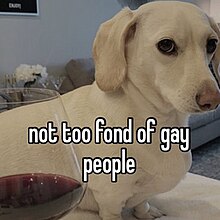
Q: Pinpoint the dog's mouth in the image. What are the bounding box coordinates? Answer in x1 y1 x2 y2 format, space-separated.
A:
177 103 217 114
190 103 219 113
198 103 214 111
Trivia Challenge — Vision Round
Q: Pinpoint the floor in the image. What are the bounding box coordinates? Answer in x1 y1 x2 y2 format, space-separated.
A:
190 136 220 180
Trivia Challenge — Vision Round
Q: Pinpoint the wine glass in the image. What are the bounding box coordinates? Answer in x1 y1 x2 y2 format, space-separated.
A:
49 75 66 91
0 88 86 220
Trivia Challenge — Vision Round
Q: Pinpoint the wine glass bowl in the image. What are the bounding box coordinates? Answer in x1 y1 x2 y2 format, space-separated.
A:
0 88 86 220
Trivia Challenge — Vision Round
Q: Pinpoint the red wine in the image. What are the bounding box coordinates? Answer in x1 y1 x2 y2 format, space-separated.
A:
0 173 83 220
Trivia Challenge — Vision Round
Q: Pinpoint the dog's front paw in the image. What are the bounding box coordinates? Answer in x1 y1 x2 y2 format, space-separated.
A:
134 203 165 219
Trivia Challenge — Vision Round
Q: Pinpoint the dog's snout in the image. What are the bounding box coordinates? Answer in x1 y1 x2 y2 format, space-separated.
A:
196 87 220 111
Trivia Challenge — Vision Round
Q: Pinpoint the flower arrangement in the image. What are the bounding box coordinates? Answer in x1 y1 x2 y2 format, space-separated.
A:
15 64 48 87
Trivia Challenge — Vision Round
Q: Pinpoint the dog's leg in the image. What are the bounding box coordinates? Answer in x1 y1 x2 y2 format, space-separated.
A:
133 201 165 219
97 201 123 220
62 208 101 220
92 187 131 220
87 175 135 220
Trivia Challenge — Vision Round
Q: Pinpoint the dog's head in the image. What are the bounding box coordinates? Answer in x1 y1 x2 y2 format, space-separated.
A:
93 1 220 114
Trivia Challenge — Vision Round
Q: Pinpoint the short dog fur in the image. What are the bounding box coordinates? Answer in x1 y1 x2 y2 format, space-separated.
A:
1 1 220 220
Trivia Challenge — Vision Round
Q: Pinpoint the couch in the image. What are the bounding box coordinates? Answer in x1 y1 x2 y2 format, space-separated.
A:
60 58 220 150
189 108 220 148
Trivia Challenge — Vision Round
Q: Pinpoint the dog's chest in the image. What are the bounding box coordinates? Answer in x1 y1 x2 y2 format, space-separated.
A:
125 150 191 208
132 150 191 198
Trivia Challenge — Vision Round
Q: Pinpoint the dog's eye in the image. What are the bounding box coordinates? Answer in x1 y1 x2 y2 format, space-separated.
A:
157 39 177 55
207 39 218 54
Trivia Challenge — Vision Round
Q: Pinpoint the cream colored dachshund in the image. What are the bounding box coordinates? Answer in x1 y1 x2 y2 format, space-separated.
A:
1 1 220 220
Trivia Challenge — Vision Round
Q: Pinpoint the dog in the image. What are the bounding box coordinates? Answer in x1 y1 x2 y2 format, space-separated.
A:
0 1 220 220
61 1 220 219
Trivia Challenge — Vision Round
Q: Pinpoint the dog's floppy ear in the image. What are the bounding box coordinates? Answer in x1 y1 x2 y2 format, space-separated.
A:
93 8 136 92
209 17 220 87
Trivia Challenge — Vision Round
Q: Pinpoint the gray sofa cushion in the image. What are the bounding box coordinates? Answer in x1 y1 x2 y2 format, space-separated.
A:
189 106 220 129
59 58 95 94
66 58 95 88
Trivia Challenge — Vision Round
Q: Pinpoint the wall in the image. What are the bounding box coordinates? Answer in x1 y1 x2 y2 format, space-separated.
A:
153 0 210 13
0 0 121 75
0 0 217 75
194 0 210 14
210 0 220 22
